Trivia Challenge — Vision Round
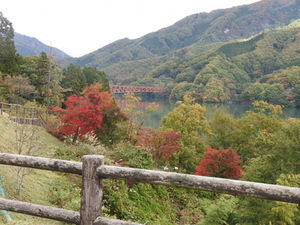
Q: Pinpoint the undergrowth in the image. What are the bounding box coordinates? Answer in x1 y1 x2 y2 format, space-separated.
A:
0 114 210 224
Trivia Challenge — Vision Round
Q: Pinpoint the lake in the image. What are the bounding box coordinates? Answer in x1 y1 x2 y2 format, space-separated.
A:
115 98 300 129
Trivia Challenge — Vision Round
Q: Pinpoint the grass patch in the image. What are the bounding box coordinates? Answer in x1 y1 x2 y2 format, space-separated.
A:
0 113 69 224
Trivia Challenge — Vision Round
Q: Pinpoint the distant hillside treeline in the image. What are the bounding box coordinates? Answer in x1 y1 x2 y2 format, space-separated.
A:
74 0 300 68
11 0 300 106
64 0 300 106
14 33 70 58
142 25 300 107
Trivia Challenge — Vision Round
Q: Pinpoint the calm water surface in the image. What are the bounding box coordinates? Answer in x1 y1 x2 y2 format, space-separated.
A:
115 97 300 129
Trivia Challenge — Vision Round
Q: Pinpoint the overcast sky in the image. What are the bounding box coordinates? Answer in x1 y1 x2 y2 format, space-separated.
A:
1 0 260 57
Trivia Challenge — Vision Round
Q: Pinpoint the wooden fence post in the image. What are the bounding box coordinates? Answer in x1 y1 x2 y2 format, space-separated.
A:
80 155 104 225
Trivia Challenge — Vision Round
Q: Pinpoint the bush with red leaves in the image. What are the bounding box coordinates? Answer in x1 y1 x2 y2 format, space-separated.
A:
136 128 181 164
195 147 242 179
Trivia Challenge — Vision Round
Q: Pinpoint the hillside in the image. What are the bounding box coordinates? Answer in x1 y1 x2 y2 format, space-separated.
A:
0 112 216 225
74 21 300 106
10 0 300 106
0 113 65 224
14 33 70 58
71 0 300 81
114 22 300 106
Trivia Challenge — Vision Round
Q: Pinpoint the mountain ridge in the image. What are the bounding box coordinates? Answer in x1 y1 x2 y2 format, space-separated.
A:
70 0 300 75
14 32 71 58
13 0 300 94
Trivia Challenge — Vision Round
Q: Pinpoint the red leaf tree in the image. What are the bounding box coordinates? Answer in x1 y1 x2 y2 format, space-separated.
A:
136 128 181 167
195 147 242 179
52 83 112 144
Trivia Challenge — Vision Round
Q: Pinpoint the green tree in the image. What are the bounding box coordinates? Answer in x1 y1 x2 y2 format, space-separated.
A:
235 197 273 225
232 107 300 225
241 82 270 102
270 118 300 175
232 117 300 225
0 12 20 76
33 52 51 104
203 78 230 102
20 55 39 82
2 75 35 104
202 195 238 225
231 101 283 162
242 155 276 184
169 82 204 100
292 84 300 107
235 174 300 225
94 100 128 146
82 67 109 90
160 95 211 173
61 63 87 95
208 109 236 149
269 174 300 225
20 53 64 106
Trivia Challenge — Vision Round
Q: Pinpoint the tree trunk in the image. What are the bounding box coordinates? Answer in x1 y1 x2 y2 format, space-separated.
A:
72 128 80 144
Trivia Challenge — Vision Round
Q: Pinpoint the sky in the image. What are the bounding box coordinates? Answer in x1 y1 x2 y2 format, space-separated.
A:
1 0 260 57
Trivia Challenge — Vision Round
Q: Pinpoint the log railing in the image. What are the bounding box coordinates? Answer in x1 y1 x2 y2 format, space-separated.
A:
0 153 300 224
0 102 45 126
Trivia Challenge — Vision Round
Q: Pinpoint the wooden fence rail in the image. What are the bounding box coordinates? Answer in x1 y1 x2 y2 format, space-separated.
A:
0 102 45 126
0 153 300 224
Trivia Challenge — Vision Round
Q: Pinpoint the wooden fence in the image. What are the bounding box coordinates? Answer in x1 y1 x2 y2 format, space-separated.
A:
0 102 44 126
0 153 300 224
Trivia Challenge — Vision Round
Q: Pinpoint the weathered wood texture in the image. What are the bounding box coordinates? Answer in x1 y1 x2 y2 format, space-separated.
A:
9 116 40 126
0 198 142 225
1 153 300 224
0 102 37 118
0 198 80 223
1 153 300 204
97 165 300 204
0 153 82 174
0 102 46 126
80 155 104 225
93 216 143 225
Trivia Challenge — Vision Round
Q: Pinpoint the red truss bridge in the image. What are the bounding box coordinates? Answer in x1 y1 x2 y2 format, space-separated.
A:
110 85 165 94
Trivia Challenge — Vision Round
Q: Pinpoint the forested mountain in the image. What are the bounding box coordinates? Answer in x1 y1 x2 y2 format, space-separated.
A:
72 0 300 79
11 0 300 106
3 6 300 225
14 33 70 58
66 0 300 107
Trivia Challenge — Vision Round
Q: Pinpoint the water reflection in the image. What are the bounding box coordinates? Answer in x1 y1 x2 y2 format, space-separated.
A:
114 97 300 129
114 99 163 109
202 103 252 121
144 102 253 129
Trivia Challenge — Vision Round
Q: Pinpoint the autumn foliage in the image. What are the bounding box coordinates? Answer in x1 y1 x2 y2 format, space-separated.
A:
52 83 114 144
136 128 181 165
195 147 242 179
